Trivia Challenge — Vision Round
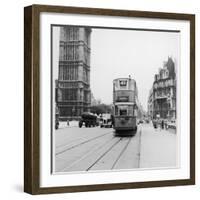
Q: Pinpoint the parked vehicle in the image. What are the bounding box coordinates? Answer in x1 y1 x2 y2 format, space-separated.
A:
79 112 99 128
165 119 176 129
100 113 113 128
138 119 144 124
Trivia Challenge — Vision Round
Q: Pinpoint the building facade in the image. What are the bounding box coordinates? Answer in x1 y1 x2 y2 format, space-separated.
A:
148 57 176 120
147 87 154 118
56 26 91 120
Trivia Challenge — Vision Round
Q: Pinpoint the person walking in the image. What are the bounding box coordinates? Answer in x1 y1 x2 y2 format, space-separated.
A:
153 119 157 130
158 118 162 131
161 119 164 129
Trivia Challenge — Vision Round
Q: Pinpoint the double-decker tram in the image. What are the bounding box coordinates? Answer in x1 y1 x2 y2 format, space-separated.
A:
113 77 138 135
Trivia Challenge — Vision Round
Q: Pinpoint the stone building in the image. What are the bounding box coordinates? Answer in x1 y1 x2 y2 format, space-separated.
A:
147 87 154 118
148 57 176 120
56 26 91 120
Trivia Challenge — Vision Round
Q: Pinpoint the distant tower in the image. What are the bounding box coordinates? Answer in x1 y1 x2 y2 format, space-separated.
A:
56 26 91 120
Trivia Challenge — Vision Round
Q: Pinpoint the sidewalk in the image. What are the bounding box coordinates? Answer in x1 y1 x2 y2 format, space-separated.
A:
139 124 177 169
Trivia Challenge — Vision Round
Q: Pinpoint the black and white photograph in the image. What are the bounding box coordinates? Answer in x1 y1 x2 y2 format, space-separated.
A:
23 4 195 194
52 25 179 173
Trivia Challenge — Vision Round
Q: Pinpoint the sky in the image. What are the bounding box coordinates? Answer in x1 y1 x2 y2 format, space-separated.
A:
53 27 180 111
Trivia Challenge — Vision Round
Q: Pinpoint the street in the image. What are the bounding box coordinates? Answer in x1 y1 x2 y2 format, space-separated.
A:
54 122 177 173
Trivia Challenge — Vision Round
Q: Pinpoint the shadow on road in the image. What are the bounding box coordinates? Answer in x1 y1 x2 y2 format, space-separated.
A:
114 130 137 137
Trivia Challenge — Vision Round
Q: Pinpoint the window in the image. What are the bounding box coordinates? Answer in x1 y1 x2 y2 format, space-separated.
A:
120 109 127 116
166 71 169 78
115 106 118 115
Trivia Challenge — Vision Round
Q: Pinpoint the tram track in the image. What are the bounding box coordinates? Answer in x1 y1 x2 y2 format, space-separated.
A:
56 137 82 149
86 138 122 171
56 130 114 156
60 135 117 172
113 128 142 169
111 137 132 169
87 129 141 171
56 128 142 172
56 129 109 149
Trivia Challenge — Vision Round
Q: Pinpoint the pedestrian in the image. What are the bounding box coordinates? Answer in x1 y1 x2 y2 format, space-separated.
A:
153 119 157 130
159 119 162 131
67 120 70 126
161 119 164 129
165 119 168 130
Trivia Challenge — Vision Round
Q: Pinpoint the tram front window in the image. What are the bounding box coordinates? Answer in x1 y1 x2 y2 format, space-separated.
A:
120 109 127 116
